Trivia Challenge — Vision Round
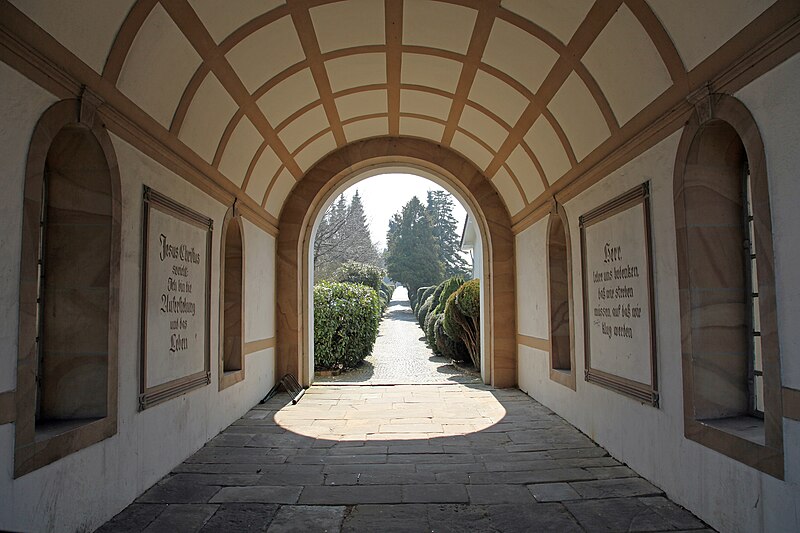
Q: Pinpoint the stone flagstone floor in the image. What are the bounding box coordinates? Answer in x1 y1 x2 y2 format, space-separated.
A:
98 384 712 532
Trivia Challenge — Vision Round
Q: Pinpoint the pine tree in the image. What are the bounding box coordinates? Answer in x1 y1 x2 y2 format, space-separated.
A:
344 191 381 267
314 191 381 279
385 196 445 296
425 190 471 278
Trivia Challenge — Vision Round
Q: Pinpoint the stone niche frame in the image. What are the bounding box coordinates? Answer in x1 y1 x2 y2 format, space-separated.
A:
139 187 212 410
14 98 121 478
276 137 516 388
219 204 246 391
579 183 659 407
674 93 784 479
546 202 576 390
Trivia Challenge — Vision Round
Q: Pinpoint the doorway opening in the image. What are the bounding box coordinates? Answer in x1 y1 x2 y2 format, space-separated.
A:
306 169 487 386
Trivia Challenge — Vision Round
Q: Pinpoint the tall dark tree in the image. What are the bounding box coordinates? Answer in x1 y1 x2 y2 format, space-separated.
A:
425 190 471 277
314 191 381 279
385 196 445 296
344 191 381 267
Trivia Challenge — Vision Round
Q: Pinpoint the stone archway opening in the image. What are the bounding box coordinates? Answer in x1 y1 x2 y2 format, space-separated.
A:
276 138 516 390
306 168 487 385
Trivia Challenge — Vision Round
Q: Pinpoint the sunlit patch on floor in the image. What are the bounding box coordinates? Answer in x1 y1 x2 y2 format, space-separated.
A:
273 384 506 440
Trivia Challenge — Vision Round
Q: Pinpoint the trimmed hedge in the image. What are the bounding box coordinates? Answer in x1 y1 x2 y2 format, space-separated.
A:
334 261 385 293
434 313 469 362
417 295 434 328
314 281 381 370
433 276 464 314
443 279 480 367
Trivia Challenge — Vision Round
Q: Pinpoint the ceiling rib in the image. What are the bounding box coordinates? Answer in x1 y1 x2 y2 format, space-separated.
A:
624 0 688 85
170 64 210 134
103 0 158 84
241 140 269 193
288 4 347 146
440 2 498 146
483 0 623 179
518 140 550 191
213 109 245 168
261 164 286 208
159 0 303 179
386 0 403 136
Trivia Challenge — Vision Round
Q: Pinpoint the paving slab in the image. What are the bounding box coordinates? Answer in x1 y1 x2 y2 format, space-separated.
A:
298 484 403 505
466 484 536 504
199 504 278 532
210 486 302 504
565 496 707 532
266 505 346 533
141 504 218 533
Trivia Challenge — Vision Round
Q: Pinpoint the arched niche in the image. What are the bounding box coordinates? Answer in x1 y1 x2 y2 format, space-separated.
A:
219 206 245 390
15 98 121 477
674 93 783 479
546 203 575 389
276 137 516 388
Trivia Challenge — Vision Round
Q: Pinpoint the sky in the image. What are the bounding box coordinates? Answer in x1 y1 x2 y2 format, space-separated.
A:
336 173 468 251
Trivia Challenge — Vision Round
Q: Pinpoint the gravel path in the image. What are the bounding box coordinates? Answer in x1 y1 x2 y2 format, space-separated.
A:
315 287 481 385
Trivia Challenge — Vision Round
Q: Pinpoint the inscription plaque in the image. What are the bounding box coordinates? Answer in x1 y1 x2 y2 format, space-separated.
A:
580 183 658 406
139 187 212 410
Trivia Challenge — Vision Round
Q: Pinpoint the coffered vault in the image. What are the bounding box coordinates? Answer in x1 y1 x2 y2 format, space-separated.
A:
4 0 795 235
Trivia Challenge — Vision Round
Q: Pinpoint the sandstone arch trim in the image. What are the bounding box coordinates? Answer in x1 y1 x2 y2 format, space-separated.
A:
276 137 516 388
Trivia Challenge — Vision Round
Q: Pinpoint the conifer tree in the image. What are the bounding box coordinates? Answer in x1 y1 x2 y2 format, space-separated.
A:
314 191 381 279
425 190 471 278
385 196 445 295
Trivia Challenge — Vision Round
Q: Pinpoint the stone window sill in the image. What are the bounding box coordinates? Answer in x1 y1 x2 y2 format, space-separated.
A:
35 417 103 442
699 415 765 446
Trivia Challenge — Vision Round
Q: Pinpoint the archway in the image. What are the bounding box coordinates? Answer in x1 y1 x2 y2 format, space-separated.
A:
276 137 516 388
308 168 484 384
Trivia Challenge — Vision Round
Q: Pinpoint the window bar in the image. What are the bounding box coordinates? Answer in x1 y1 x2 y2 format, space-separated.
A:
34 173 48 420
742 163 763 418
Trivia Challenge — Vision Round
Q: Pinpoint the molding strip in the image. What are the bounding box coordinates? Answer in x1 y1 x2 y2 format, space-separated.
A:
0 390 14 424
245 337 276 355
783 387 800 422
517 334 550 352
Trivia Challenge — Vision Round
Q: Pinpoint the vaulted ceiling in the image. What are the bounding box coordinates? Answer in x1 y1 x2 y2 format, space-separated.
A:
8 0 790 226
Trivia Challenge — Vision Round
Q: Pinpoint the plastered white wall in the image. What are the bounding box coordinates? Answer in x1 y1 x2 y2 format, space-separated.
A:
0 63 57 393
516 54 800 532
515 220 549 340
0 105 276 531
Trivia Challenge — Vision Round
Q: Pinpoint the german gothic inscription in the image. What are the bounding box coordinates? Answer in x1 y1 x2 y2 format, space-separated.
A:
140 187 212 410
580 183 658 406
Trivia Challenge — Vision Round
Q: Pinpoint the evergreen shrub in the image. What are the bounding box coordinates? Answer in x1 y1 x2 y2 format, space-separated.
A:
417 296 434 327
333 261 385 293
434 313 469 362
314 281 381 370
443 279 480 368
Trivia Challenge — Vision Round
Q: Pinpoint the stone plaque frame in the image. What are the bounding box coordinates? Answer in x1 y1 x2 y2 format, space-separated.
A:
579 183 658 406
139 187 212 410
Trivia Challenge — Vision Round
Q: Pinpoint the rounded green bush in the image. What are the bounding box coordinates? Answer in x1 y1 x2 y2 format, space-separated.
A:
421 285 437 305
443 279 481 368
414 286 431 314
333 261 385 293
314 281 381 370
434 313 469 362
433 276 465 314
417 295 434 327
456 278 480 318
425 310 440 353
